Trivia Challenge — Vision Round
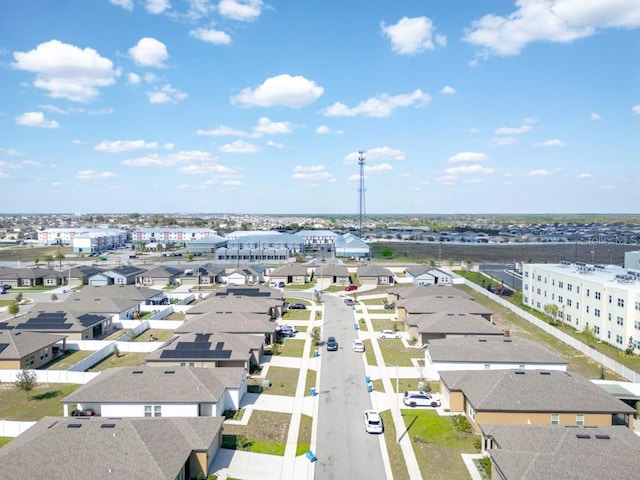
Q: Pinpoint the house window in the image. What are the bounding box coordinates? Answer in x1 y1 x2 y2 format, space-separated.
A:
566 299 572 307
484 364 490 370
595 292 601 300
617 316 624 326
586 306 589 313
566 314 572 323
144 406 152 417
519 364 525 370
594 326 600 335
559 281 564 288
551 414 559 425
587 289 590 297
616 335 623 345
567 284 572 292
618 298 625 308
609 295 612 304
608 313 611 321
576 414 584 426
558 296 563 303
154 406 162 417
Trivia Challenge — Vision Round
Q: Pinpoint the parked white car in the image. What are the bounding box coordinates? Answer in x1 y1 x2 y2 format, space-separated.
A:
403 391 441 408
378 330 401 339
363 410 384 434
352 339 365 352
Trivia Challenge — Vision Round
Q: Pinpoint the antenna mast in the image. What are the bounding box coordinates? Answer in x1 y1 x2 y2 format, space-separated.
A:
358 150 366 239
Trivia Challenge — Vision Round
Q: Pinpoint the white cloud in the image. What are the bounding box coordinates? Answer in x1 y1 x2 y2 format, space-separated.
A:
444 165 495 175
527 169 552 176
177 163 235 174
75 170 117 180
146 0 171 14
632 105 640 115
196 125 253 137
164 143 175 150
344 147 406 164
185 0 213 19
218 0 263 21
129 37 169 67
15 111 59 128
146 84 187 104
266 140 284 148
110 0 133 10
577 173 593 179
189 27 232 45
94 140 158 153
222 179 243 186
12 39 119 103
380 16 444 55
253 117 293 135
590 112 601 120
316 125 344 135
324 89 431 118
0 148 25 156
434 175 457 185
218 140 261 153
464 0 640 57
39 104 73 115
122 150 215 167
89 108 114 116
469 127 481 134
127 73 141 85
231 74 324 108
365 163 393 174
523 117 538 124
449 152 487 162
490 136 518 146
533 139 566 147
440 85 456 94
495 125 532 134
292 165 336 182
144 72 160 83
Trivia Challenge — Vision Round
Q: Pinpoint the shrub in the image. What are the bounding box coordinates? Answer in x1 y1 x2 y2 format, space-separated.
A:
451 414 472 434
477 457 491 477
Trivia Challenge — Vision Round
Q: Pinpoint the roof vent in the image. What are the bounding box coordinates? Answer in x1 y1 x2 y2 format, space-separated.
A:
67 423 82 428
576 434 591 439
514 371 525 375
101 424 116 429
540 371 551 375
478 339 487 343
132 370 143 374
164 370 175 374
595 434 610 440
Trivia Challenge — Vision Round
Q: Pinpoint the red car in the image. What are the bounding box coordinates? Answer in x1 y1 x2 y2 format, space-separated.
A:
344 285 358 292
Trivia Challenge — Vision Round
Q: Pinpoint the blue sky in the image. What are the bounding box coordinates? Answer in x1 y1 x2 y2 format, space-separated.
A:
1 0 639 215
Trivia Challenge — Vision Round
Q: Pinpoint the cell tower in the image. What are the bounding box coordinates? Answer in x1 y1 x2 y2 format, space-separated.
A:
358 150 366 239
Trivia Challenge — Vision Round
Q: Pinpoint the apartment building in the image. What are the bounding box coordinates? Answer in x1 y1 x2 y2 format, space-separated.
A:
131 227 217 243
522 261 640 353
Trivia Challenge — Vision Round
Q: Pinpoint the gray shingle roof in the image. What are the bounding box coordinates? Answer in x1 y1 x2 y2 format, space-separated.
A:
177 311 277 335
408 313 503 335
400 295 492 315
388 284 471 300
187 294 281 315
62 366 246 404
482 424 640 480
0 331 67 359
357 265 394 277
0 416 223 480
427 336 568 365
145 332 263 363
440 369 636 413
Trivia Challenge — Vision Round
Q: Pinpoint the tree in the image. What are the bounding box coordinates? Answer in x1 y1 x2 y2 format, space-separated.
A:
33 257 40 267
381 247 393 258
543 304 559 324
15 369 37 400
56 250 65 268
44 255 53 268
15 292 23 303
625 336 635 356
583 325 597 348
311 327 321 346
8 301 19 318
51 293 58 302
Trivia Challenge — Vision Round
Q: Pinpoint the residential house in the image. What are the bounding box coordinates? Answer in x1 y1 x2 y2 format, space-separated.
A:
177 311 279 345
387 284 471 305
481 424 640 480
67 265 105 286
440 369 636 434
63 285 160 318
0 267 65 288
224 266 266 285
405 312 504 345
135 265 184 287
61 366 247 417
423 335 568 380
88 265 146 286
179 264 225 288
404 266 453 286
0 330 67 369
0 304 113 341
186 286 284 320
357 265 395 287
396 294 493 323
313 264 350 289
145 332 264 369
0 416 224 480
269 264 310 286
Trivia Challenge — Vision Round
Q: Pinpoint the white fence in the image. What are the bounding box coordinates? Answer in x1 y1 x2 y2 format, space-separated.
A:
0 369 99 384
69 342 115 372
0 420 36 437
464 279 640 383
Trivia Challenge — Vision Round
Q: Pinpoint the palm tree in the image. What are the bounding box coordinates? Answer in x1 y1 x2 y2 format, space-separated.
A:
56 250 65 268
543 303 559 324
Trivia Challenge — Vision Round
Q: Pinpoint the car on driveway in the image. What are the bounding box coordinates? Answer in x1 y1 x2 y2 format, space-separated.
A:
363 410 384 434
403 390 441 408
344 298 355 306
378 330 401 339
326 336 338 351
384 302 395 310
276 326 297 338
352 339 365 352
344 285 358 292
1 284 11 290
288 303 307 310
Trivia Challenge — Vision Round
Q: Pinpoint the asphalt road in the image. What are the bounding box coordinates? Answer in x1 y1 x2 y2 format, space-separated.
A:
314 293 386 480
479 263 522 290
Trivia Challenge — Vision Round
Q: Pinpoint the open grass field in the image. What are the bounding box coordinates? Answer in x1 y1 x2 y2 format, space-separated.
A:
221 410 290 456
373 242 638 265
0 383 81 421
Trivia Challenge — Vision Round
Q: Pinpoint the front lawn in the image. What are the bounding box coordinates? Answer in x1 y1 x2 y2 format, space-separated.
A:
0 437 12 448
364 339 423 367
278 338 305 357
0 383 81 421
380 410 410 480
296 414 313 456
403 410 480 480
260 366 300 396
221 410 290 456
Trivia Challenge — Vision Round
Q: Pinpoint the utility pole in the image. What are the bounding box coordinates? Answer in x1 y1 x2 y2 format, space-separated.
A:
358 150 366 240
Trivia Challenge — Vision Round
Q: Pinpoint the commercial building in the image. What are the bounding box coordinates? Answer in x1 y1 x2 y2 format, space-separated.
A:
522 261 640 353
